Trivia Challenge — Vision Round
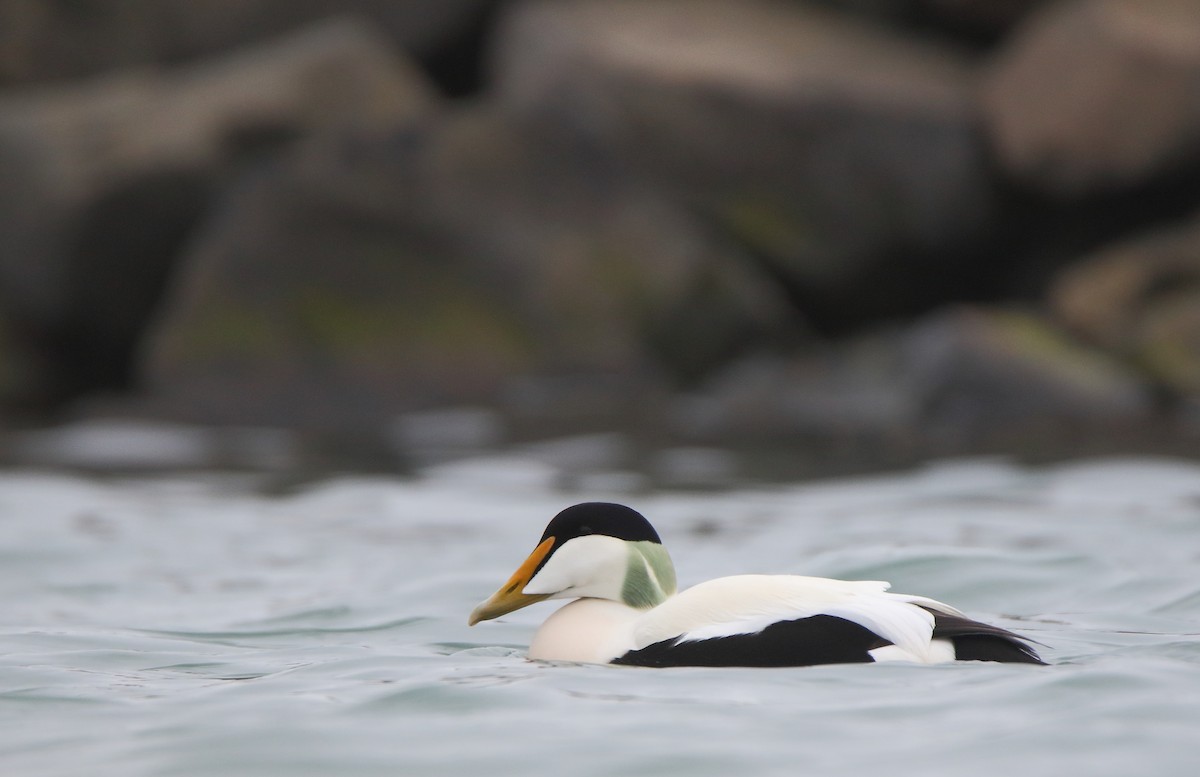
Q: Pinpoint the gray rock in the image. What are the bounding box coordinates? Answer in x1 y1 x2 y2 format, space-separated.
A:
491 0 994 318
1 418 300 470
982 0 1200 195
674 306 1152 459
1051 212 1200 396
0 18 434 402
0 309 35 412
672 342 919 444
903 307 1152 439
139 108 796 430
821 0 1047 33
0 0 491 85
916 0 1047 32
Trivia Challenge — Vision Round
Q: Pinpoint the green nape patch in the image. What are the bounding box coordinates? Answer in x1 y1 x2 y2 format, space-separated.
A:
622 541 677 609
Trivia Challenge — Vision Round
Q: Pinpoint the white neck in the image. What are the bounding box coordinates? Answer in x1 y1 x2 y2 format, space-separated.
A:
524 536 677 608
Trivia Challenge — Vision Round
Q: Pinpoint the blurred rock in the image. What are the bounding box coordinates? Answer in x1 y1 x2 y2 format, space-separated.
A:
672 342 918 444
651 446 739 488
0 311 28 411
491 0 995 329
916 0 1047 32
390 407 504 456
139 108 796 430
1051 212 1200 396
0 0 492 85
0 18 434 406
821 0 1046 35
982 0 1200 195
1 418 300 471
1 0 1193 469
903 307 1152 442
674 307 1152 460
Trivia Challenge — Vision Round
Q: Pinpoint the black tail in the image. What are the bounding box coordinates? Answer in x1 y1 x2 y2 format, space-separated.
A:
922 608 1046 665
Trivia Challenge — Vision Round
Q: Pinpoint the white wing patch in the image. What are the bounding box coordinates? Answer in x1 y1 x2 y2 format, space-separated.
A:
632 575 962 664
870 640 956 663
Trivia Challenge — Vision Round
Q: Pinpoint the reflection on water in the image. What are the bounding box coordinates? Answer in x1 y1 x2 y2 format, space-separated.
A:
1 453 1199 776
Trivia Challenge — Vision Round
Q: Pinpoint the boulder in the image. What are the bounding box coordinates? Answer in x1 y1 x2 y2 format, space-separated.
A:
0 18 434 404
903 307 1152 439
1051 212 1200 397
670 340 921 458
916 0 1048 33
821 0 1047 35
0 308 30 412
674 307 1152 459
139 108 796 430
0 0 492 85
490 0 995 328
982 0 1200 195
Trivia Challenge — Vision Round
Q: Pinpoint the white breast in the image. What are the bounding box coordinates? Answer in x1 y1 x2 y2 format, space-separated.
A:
527 598 643 663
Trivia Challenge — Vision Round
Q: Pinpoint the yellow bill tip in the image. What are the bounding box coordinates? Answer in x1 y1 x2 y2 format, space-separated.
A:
468 536 556 626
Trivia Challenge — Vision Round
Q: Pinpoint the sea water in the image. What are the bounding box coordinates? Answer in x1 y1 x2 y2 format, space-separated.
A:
2 455 1198 776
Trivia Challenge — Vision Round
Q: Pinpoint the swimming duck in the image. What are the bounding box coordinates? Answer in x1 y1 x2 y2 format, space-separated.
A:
468 502 1044 666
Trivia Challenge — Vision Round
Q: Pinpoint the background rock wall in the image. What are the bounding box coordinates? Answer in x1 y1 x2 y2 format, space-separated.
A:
1 0 1198 469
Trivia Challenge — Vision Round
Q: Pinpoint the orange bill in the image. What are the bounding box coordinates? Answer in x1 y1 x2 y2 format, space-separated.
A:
468 536 556 625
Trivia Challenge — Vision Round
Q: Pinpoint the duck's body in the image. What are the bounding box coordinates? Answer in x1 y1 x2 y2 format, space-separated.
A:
529 576 965 666
469 503 1044 667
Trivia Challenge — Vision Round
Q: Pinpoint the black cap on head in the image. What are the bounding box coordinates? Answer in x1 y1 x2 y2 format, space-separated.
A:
540 502 662 545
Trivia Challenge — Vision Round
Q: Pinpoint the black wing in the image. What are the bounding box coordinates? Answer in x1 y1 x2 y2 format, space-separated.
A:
611 609 1046 667
923 608 1045 665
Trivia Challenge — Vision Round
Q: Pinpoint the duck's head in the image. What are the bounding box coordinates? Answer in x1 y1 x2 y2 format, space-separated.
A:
468 502 678 625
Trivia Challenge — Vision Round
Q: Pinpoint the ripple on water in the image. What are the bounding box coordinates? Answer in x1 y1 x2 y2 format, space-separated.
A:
2 459 1200 777
139 616 429 642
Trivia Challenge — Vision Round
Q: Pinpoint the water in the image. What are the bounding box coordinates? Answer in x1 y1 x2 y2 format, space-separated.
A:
2 454 1199 776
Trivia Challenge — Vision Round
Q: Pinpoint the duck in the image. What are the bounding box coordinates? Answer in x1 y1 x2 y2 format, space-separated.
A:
468 502 1044 667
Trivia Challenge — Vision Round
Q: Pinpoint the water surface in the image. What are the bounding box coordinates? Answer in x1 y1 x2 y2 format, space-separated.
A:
2 456 1199 776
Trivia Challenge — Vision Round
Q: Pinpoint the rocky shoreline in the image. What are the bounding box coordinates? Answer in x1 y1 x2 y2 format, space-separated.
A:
1 0 1198 473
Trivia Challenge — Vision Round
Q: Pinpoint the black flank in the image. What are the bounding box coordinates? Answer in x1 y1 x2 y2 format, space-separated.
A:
612 615 892 668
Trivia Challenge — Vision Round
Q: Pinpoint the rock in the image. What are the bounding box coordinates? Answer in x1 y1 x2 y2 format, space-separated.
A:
916 0 1047 33
673 306 1152 461
0 308 33 412
1 418 299 471
139 108 796 430
490 0 995 328
821 0 1047 35
0 18 434 405
0 0 492 85
982 0 1200 195
1051 212 1200 396
672 342 919 444
903 307 1152 440
390 407 504 458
